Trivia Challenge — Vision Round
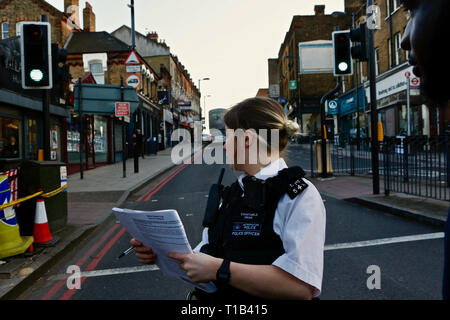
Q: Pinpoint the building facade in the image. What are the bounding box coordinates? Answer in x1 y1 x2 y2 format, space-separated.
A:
112 26 201 147
0 0 82 172
339 0 449 140
271 4 353 136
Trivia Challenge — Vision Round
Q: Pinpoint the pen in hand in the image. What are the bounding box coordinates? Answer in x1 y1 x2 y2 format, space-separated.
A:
117 246 135 260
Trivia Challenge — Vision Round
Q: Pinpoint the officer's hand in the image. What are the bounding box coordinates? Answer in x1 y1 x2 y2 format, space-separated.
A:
130 238 157 265
168 252 222 283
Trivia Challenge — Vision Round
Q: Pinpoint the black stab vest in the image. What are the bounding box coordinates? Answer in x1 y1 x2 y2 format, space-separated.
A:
199 166 308 301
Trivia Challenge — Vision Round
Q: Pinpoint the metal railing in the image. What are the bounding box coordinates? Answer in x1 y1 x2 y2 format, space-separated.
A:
382 135 449 201
308 132 450 201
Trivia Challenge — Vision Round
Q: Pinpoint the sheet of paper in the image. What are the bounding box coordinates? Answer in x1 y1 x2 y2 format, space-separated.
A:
113 207 217 293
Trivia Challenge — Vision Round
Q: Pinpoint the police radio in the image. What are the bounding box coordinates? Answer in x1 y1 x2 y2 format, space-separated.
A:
202 168 225 228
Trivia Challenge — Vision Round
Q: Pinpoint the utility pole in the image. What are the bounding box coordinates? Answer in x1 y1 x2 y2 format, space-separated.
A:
78 79 83 180
129 0 136 49
367 0 380 194
121 77 127 178
352 12 361 151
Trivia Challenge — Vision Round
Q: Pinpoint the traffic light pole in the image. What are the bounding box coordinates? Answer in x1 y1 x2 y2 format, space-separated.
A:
40 15 51 162
367 0 380 195
320 78 342 179
42 89 50 161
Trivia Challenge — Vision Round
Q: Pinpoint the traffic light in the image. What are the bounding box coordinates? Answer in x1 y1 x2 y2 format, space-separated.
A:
52 44 70 83
350 23 368 61
20 22 53 89
332 30 353 76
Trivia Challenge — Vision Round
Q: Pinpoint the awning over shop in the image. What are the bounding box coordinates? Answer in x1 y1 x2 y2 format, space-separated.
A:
338 89 366 117
74 83 139 115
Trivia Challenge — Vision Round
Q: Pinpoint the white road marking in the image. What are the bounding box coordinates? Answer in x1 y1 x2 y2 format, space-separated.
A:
325 232 445 251
48 265 160 281
47 233 444 281
151 200 158 202
178 197 185 200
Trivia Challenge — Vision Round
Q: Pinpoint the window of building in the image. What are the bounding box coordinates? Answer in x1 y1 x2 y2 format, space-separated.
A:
0 117 21 159
393 0 400 12
89 62 105 84
1 22 9 40
388 39 393 68
386 0 400 16
374 48 380 76
394 33 403 65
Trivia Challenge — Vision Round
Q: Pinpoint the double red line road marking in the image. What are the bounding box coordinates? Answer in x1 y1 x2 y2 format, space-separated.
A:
42 149 204 300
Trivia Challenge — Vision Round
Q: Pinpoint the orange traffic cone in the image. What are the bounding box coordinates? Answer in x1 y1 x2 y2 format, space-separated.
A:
33 199 58 247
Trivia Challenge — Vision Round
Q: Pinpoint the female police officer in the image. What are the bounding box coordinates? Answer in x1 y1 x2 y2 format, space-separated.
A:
131 97 326 301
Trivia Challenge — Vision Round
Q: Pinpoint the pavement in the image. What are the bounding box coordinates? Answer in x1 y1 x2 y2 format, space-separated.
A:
0 144 448 300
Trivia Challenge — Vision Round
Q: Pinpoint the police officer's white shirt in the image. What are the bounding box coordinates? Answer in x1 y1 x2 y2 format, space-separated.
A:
193 158 326 298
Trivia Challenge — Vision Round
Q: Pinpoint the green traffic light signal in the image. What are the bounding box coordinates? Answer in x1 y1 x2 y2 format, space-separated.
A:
30 69 44 82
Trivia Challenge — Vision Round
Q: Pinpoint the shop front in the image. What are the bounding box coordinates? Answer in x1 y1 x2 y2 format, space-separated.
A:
1 36 68 171
0 98 68 171
337 88 367 143
70 83 138 174
365 64 424 138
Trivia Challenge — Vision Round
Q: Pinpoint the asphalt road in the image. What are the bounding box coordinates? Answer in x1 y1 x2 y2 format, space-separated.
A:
18 142 445 300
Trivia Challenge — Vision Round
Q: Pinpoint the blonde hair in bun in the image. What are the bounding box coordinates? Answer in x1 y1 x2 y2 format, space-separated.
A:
224 97 300 153
284 120 300 136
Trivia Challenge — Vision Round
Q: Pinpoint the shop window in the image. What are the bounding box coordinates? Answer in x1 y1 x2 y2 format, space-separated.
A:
1 22 8 40
67 123 81 164
94 116 108 163
26 119 39 160
50 125 61 161
0 117 21 158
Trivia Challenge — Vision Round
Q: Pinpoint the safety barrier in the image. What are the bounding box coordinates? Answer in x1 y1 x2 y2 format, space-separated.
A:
0 185 68 213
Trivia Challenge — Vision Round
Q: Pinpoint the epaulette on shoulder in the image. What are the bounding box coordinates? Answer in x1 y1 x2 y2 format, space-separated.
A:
284 167 308 200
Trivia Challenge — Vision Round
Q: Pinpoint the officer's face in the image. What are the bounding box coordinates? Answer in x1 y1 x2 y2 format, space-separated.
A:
401 0 449 103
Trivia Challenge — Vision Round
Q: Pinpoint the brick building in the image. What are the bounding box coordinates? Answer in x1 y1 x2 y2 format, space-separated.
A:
270 3 354 136
0 0 97 46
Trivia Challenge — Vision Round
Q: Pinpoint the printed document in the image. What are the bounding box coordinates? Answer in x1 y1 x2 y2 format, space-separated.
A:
113 208 217 293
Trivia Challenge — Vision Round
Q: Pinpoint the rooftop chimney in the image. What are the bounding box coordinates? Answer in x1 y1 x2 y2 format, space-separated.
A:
64 0 80 26
314 5 325 16
146 32 159 42
83 2 96 32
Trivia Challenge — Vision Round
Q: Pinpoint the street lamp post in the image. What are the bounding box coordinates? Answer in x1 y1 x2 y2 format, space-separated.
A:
204 95 212 133
198 77 210 131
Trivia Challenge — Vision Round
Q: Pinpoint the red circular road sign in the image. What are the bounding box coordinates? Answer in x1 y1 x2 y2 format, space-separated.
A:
405 71 411 79
411 77 420 86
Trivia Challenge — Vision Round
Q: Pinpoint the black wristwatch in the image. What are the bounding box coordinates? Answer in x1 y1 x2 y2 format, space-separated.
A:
216 259 231 284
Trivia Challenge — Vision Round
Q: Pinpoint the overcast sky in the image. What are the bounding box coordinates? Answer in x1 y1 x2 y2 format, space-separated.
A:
46 0 345 110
